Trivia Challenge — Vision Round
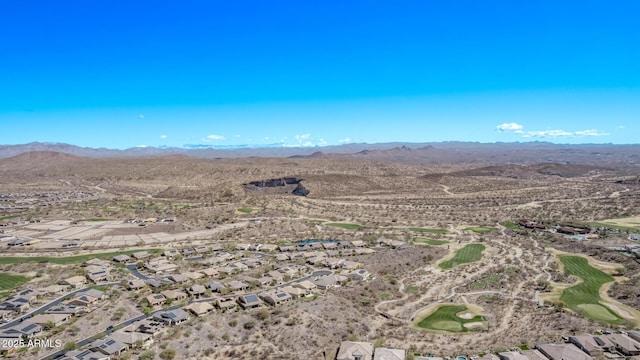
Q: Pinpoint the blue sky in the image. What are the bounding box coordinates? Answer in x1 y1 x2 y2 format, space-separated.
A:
1 1 638 148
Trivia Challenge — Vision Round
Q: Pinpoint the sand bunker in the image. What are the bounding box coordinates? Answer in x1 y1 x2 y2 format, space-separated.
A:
606 303 635 320
457 312 474 319
463 322 484 329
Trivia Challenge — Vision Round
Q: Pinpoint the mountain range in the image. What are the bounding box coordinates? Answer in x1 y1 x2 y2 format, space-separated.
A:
0 142 639 165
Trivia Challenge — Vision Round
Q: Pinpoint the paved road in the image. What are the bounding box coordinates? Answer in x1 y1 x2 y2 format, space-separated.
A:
0 282 120 330
41 304 183 360
39 269 333 359
125 264 150 280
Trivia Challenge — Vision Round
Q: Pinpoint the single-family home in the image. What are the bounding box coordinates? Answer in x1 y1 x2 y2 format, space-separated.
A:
216 297 237 311
337 341 374 360
341 249 355 256
568 334 616 356
275 253 290 261
128 279 146 290
90 338 127 357
65 294 98 307
536 343 593 360
520 350 550 360
0 298 31 313
229 262 248 271
78 289 105 300
217 266 237 276
313 275 348 290
227 280 250 292
307 256 326 266
62 349 110 360
153 308 189 325
198 268 219 278
324 258 344 269
257 276 274 287
347 269 371 281
267 271 285 284
195 245 209 254
144 279 161 288
339 241 354 248
278 266 299 277
129 320 163 336
341 260 362 270
261 244 278 252
278 245 295 252
325 250 340 257
0 321 43 339
60 276 87 289
259 291 292 306
42 284 67 295
167 274 190 284
374 347 406 360
280 286 306 298
131 251 150 260
604 333 640 356
161 289 187 301
184 302 214 317
84 258 111 268
293 280 317 295
184 271 205 281
237 293 263 309
205 281 225 293
187 284 206 298
162 249 179 257
146 294 166 306
87 270 110 283
46 304 84 316
355 248 376 255
110 330 153 349
498 351 529 360
29 313 71 327
322 242 339 250
112 255 130 263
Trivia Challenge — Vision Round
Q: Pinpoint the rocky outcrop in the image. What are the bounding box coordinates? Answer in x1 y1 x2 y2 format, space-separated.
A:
243 177 309 196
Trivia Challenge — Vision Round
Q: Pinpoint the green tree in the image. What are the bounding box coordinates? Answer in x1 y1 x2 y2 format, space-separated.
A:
139 350 155 360
159 348 177 360
63 342 78 352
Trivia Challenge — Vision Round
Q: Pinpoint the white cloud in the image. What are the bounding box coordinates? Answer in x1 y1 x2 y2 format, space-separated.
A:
496 122 524 132
574 129 610 137
617 125 624 129
139 114 145 119
233 134 241 138
279 133 326 147
522 129 574 138
160 135 168 139
206 134 225 141
338 137 353 144
497 123 611 139
136 144 148 148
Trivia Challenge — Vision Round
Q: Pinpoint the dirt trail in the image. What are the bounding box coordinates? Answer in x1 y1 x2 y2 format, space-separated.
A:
376 223 549 341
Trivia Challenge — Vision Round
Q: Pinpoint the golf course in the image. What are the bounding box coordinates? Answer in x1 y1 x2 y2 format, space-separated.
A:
439 244 486 269
413 303 486 333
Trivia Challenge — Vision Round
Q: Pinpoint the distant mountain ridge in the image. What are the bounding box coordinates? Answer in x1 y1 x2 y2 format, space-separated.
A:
0 141 639 165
